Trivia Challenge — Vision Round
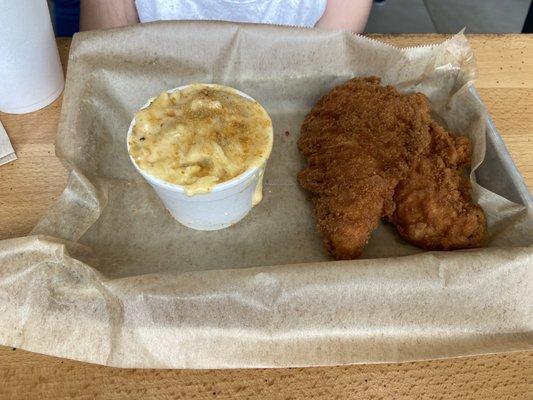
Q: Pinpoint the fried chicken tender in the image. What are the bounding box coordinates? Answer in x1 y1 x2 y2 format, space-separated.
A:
298 77 486 259
298 77 432 259
390 123 487 250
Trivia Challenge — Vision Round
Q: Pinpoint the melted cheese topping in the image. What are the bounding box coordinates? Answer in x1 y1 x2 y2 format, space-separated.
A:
128 84 273 195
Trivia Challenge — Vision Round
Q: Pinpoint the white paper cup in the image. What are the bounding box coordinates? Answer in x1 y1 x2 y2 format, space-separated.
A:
0 1 64 114
127 84 273 230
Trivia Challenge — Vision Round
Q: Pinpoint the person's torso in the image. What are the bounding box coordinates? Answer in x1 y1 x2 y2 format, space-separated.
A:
135 0 327 27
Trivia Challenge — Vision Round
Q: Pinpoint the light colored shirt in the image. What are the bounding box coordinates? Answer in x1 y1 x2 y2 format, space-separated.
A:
135 0 327 27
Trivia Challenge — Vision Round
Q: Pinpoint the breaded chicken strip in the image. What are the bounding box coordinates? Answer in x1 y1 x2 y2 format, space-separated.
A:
298 77 432 259
390 123 486 250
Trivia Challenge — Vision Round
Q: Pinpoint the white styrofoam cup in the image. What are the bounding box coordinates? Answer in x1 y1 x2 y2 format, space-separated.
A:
0 1 64 114
127 84 273 230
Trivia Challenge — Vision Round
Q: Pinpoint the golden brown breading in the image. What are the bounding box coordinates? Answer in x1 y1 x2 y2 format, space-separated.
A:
298 77 432 259
390 123 486 250
298 77 486 259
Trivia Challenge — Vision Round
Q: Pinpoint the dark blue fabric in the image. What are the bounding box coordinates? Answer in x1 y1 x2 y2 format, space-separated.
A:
53 0 80 36
523 0 533 33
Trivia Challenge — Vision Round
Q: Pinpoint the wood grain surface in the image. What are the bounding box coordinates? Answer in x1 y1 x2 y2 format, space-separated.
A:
0 35 532 399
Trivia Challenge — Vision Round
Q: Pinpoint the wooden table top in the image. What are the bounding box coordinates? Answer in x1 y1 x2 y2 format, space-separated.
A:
0 35 531 399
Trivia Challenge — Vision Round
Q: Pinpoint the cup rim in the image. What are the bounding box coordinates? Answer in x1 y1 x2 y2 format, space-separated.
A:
126 83 273 195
